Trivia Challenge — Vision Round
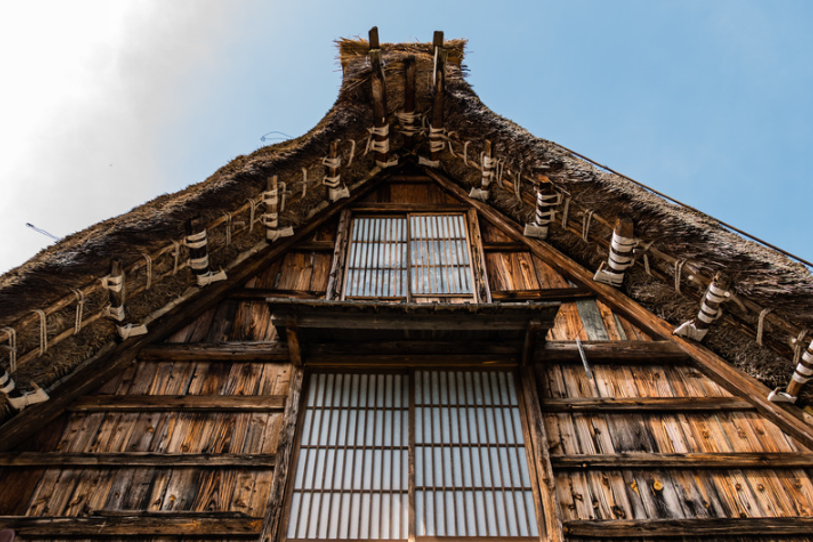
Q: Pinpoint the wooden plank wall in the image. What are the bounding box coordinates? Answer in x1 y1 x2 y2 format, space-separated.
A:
479 221 651 342
538 355 813 541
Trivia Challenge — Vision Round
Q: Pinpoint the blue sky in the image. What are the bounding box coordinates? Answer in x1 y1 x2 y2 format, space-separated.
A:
1 0 812 272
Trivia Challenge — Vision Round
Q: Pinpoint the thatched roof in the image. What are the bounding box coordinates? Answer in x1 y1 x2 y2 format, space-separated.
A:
1 36 812 417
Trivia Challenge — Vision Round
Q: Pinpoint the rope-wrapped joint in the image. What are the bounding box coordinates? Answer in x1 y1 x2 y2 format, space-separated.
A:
470 142 495 202
322 153 349 202
769 336 813 404
365 125 397 168
524 179 560 240
593 218 636 288
674 273 730 342
103 261 148 340
263 176 294 242
2 366 49 411
396 110 420 137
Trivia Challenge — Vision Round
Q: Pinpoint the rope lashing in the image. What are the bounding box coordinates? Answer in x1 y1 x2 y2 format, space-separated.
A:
222 212 233 246
0 368 14 394
429 126 446 154
247 199 257 232
185 230 208 250
365 125 391 154
561 196 572 229
432 44 439 87
1 327 16 373
793 329 808 367
262 188 280 230
633 240 655 276
396 110 420 136
793 334 813 386
674 259 688 294
756 308 774 346
593 224 637 288
581 210 595 242
72 289 85 334
142 253 153 290
33 309 47 357
462 141 470 166
445 131 458 157
494 160 506 190
279 181 288 213
102 273 125 303
171 240 181 275
697 283 729 325
481 154 497 188
513 165 523 203
322 156 342 189
347 139 357 167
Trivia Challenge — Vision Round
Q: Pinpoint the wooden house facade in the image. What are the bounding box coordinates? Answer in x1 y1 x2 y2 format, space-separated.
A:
2 29 813 542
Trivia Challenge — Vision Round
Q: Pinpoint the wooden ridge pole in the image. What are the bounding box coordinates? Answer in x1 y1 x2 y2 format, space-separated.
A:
428 31 446 165
369 27 390 167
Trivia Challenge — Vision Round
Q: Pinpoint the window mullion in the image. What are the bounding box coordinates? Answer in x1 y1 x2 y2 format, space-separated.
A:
408 369 416 542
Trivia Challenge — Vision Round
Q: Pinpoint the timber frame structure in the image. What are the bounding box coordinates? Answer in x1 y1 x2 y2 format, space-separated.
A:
1 28 813 541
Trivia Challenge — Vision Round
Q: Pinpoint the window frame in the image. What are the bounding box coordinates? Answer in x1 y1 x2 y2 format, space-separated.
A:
279 368 547 542
339 212 479 302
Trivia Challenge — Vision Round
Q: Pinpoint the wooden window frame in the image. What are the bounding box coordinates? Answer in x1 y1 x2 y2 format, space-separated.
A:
279 367 548 542
337 211 481 302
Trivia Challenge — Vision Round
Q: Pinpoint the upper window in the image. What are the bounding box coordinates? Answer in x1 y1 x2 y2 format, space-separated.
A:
285 371 542 540
343 214 474 299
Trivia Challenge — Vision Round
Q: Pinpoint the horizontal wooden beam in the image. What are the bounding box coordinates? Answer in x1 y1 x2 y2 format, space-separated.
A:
68 395 286 412
0 452 276 468
563 517 813 537
139 341 290 362
0 513 261 537
230 288 323 301
540 397 754 412
288 240 335 251
350 203 470 212
272 312 554 332
306 340 519 358
490 288 595 302
551 452 813 469
539 340 689 363
482 242 532 252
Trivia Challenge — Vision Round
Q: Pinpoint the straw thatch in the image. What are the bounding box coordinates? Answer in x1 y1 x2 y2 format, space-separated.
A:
1 37 811 419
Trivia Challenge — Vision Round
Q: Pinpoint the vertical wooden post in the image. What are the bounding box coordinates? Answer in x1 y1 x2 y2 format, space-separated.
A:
259 366 305 542
326 209 352 300
470 139 494 201
263 175 294 241
674 272 730 342
593 217 635 287
428 31 446 165
369 26 391 168
524 176 559 240
400 55 417 148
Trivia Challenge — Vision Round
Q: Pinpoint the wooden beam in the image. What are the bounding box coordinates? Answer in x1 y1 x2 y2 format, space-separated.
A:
482 242 533 252
229 289 322 301
563 517 813 538
551 452 813 469
285 323 302 366
0 513 261 537
0 165 392 452
0 452 276 468
284 240 335 251
306 340 518 358
138 341 289 362
491 287 595 302
349 203 469 213
403 54 417 148
467 208 492 303
430 30 446 163
424 168 813 449
520 366 565 542
272 311 554 331
369 27 389 166
68 395 286 412
521 320 542 366
260 366 304 542
539 340 689 363
539 397 754 412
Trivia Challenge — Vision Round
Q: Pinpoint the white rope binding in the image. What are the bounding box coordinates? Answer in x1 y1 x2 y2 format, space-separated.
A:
756 307 773 346
73 289 85 334
33 309 47 356
1 327 16 374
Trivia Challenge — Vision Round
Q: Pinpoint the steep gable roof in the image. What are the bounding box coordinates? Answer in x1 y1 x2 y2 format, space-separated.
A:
1 31 812 429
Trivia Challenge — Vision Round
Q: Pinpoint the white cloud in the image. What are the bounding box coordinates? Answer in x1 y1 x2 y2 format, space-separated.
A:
0 0 254 272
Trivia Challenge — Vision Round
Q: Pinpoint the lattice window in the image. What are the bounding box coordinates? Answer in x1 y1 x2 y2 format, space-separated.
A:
286 371 541 541
343 214 473 299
